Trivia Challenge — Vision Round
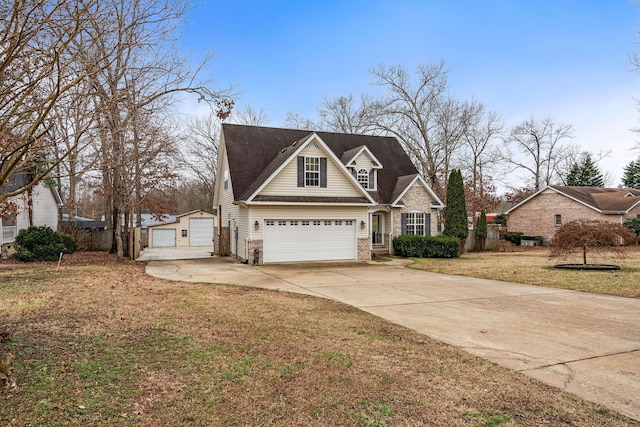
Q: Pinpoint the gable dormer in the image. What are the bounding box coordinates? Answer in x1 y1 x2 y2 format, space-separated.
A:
341 145 383 191
248 134 376 204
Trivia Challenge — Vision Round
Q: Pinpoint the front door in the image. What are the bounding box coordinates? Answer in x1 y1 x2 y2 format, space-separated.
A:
371 213 383 245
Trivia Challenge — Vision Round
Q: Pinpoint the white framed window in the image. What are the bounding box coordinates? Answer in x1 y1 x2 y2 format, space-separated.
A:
555 214 562 226
405 212 426 235
305 157 320 187
181 229 187 238
357 169 369 189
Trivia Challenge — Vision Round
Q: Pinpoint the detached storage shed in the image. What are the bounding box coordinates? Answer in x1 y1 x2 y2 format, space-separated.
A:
148 210 216 249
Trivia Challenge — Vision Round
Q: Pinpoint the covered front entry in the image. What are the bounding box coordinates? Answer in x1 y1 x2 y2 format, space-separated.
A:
371 212 384 245
263 219 356 263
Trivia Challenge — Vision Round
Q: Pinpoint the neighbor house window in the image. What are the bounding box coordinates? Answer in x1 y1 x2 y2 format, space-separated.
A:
305 157 320 187
357 169 369 188
405 212 426 235
555 214 562 226
181 230 187 238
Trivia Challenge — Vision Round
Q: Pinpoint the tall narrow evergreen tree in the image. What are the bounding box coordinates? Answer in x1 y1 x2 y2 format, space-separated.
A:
443 169 469 253
474 209 488 251
565 154 604 187
622 156 640 189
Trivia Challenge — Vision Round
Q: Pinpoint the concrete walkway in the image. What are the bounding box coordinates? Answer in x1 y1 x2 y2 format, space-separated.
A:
137 247 214 261
145 257 640 421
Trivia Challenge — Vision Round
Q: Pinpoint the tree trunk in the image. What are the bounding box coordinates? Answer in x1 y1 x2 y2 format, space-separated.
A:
582 245 587 265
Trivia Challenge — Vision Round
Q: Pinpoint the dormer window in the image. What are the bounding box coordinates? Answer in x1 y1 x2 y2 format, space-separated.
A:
352 168 375 190
357 169 369 188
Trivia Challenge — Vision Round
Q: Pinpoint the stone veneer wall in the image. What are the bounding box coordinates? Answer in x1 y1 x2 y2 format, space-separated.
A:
357 237 371 261
392 185 439 239
508 192 635 242
247 239 264 265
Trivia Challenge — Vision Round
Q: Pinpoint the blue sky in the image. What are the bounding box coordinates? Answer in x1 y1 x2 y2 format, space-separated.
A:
180 1 640 187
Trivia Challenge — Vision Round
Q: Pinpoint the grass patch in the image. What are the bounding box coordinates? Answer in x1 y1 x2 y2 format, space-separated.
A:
0 252 637 425
409 247 640 298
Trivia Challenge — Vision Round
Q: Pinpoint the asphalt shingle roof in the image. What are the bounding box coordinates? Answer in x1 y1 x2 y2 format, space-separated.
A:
222 124 419 204
549 185 640 213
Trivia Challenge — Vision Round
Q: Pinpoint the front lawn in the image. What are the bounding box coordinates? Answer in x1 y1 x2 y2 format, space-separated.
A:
1 252 637 426
408 247 640 298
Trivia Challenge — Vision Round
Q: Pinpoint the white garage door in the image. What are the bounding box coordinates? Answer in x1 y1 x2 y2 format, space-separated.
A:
263 219 356 263
189 218 214 247
152 229 176 247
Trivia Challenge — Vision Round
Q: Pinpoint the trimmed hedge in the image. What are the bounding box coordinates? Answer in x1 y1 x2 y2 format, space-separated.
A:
502 231 524 246
13 226 77 262
393 234 460 258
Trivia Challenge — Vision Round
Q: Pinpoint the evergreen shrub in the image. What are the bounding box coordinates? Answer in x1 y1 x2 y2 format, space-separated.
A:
13 226 77 262
393 235 460 258
502 231 524 246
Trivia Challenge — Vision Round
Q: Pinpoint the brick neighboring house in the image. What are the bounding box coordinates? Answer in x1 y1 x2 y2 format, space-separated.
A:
506 185 640 243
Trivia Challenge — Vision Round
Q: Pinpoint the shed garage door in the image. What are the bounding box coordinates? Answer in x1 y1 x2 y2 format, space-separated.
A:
152 229 176 247
263 220 356 263
189 218 214 247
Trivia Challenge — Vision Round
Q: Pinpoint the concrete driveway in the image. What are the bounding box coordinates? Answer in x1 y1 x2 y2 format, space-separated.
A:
145 257 640 421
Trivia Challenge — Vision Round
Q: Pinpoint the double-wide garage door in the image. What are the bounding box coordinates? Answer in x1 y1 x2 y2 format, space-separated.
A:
263 219 356 263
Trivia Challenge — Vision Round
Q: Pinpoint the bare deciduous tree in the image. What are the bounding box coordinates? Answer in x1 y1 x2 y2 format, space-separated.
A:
316 94 379 135
0 1 98 207
233 105 270 126
283 111 318 130
79 0 233 258
368 62 473 194
504 116 574 191
460 105 503 196
181 112 221 209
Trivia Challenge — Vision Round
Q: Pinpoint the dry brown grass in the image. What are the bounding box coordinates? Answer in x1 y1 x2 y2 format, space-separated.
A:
1 252 638 426
410 246 640 298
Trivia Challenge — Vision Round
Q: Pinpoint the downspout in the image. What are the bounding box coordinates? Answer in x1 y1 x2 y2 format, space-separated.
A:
389 209 393 254
247 208 252 262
